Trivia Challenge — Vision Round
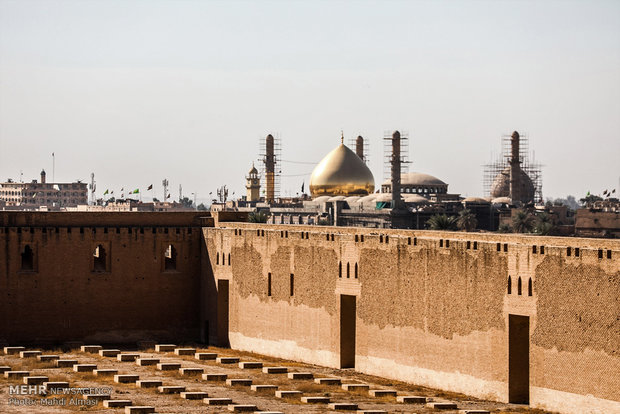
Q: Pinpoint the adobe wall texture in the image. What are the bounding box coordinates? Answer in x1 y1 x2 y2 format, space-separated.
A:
0 212 207 344
203 223 620 414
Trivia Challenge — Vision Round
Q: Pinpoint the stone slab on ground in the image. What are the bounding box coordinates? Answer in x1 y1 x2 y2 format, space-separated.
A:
288 372 313 379
369 389 397 397
94 369 118 376
275 390 302 399
181 391 209 400
217 357 239 364
37 355 60 362
82 393 111 401
251 384 278 392
0 366 11 373
174 347 196 355
80 345 102 353
158 385 185 394
302 396 331 404
103 400 132 408
55 359 77 368
4 371 29 379
114 374 139 383
20 350 41 358
203 373 227 381
125 407 155 414
136 358 159 366
155 344 176 352
427 401 458 409
204 398 233 405
23 376 48 385
263 366 288 374
239 361 263 369
43 381 70 389
157 363 181 370
3 346 25 355
179 367 204 375
329 402 358 410
195 352 217 360
99 349 121 357
117 353 140 362
137 380 163 388
342 384 370 391
314 377 341 385
397 395 427 403
73 364 97 372
226 378 252 386
228 404 258 412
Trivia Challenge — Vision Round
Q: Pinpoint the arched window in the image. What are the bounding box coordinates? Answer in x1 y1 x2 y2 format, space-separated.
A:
228 253 231 266
21 245 34 271
354 263 358 279
93 244 107 272
164 244 177 271
339 262 342 278
517 277 522 296
528 278 533 296
507 276 512 294
346 262 350 278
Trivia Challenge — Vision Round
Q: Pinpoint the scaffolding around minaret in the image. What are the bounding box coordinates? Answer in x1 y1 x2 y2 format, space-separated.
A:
258 134 281 203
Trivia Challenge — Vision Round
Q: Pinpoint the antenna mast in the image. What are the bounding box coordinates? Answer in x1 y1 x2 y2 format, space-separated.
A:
162 179 169 201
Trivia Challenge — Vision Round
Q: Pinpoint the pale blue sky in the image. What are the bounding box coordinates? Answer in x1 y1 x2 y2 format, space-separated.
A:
1 0 619 203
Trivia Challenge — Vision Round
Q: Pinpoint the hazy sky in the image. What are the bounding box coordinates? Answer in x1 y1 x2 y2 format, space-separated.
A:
1 0 619 203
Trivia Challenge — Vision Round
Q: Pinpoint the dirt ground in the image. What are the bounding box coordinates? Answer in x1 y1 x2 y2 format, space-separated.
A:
0 344 554 413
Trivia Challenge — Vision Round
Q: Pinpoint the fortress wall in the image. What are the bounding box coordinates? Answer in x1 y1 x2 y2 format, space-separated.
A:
0 212 206 343
204 223 620 414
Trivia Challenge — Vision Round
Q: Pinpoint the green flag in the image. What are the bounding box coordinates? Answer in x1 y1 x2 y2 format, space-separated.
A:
103 189 109 195
132 189 139 194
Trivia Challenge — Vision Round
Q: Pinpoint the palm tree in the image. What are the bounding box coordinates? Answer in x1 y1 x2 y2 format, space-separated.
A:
534 212 554 235
248 210 269 223
457 209 477 232
512 209 535 233
498 223 512 233
427 214 457 231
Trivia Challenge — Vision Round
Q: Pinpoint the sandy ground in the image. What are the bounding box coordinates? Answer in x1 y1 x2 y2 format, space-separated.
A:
0 344 552 414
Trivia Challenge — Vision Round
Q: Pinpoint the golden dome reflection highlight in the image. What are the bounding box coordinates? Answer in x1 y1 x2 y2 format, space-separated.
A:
309 143 375 197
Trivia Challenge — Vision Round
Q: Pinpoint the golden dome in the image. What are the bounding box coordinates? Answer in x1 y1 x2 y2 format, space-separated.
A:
310 143 375 197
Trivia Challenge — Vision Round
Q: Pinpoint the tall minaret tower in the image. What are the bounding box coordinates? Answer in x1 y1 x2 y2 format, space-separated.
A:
246 163 261 202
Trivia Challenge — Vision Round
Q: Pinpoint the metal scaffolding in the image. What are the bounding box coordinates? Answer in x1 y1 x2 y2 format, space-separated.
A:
258 134 282 202
383 130 409 184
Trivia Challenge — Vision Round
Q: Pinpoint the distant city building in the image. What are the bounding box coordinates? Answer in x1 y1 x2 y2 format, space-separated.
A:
0 170 87 208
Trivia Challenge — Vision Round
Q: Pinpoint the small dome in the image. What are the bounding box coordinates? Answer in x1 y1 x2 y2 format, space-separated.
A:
344 196 361 203
492 196 512 204
327 195 347 202
310 143 375 197
404 194 430 204
248 165 258 175
462 196 490 204
490 166 535 201
313 196 331 203
382 172 446 187
357 194 378 204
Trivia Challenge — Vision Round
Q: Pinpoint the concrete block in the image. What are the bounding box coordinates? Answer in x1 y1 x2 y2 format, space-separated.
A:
136 358 159 366
329 403 358 410
179 367 204 375
204 398 233 405
195 352 217 360
37 355 60 362
314 377 341 385
174 347 196 355
24 376 48 385
94 369 118 376
19 350 41 358
73 364 97 372
369 389 397 397
114 374 139 383
228 405 258 412
125 407 155 414
80 345 102 353
117 353 139 361
262 366 288 374
155 344 176 352
5 371 29 379
99 349 121 357
397 395 427 403
203 373 227 381
239 361 263 369
251 384 278 392
3 346 25 355
158 385 185 394
288 372 313 379
226 378 252 386
216 357 239 364
342 383 369 391
426 402 458 409
0 366 11 373
137 380 163 388
82 393 111 401
55 359 78 368
180 391 209 399
301 396 330 403
275 390 302 399
157 362 181 371
43 382 70 390
103 400 132 408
